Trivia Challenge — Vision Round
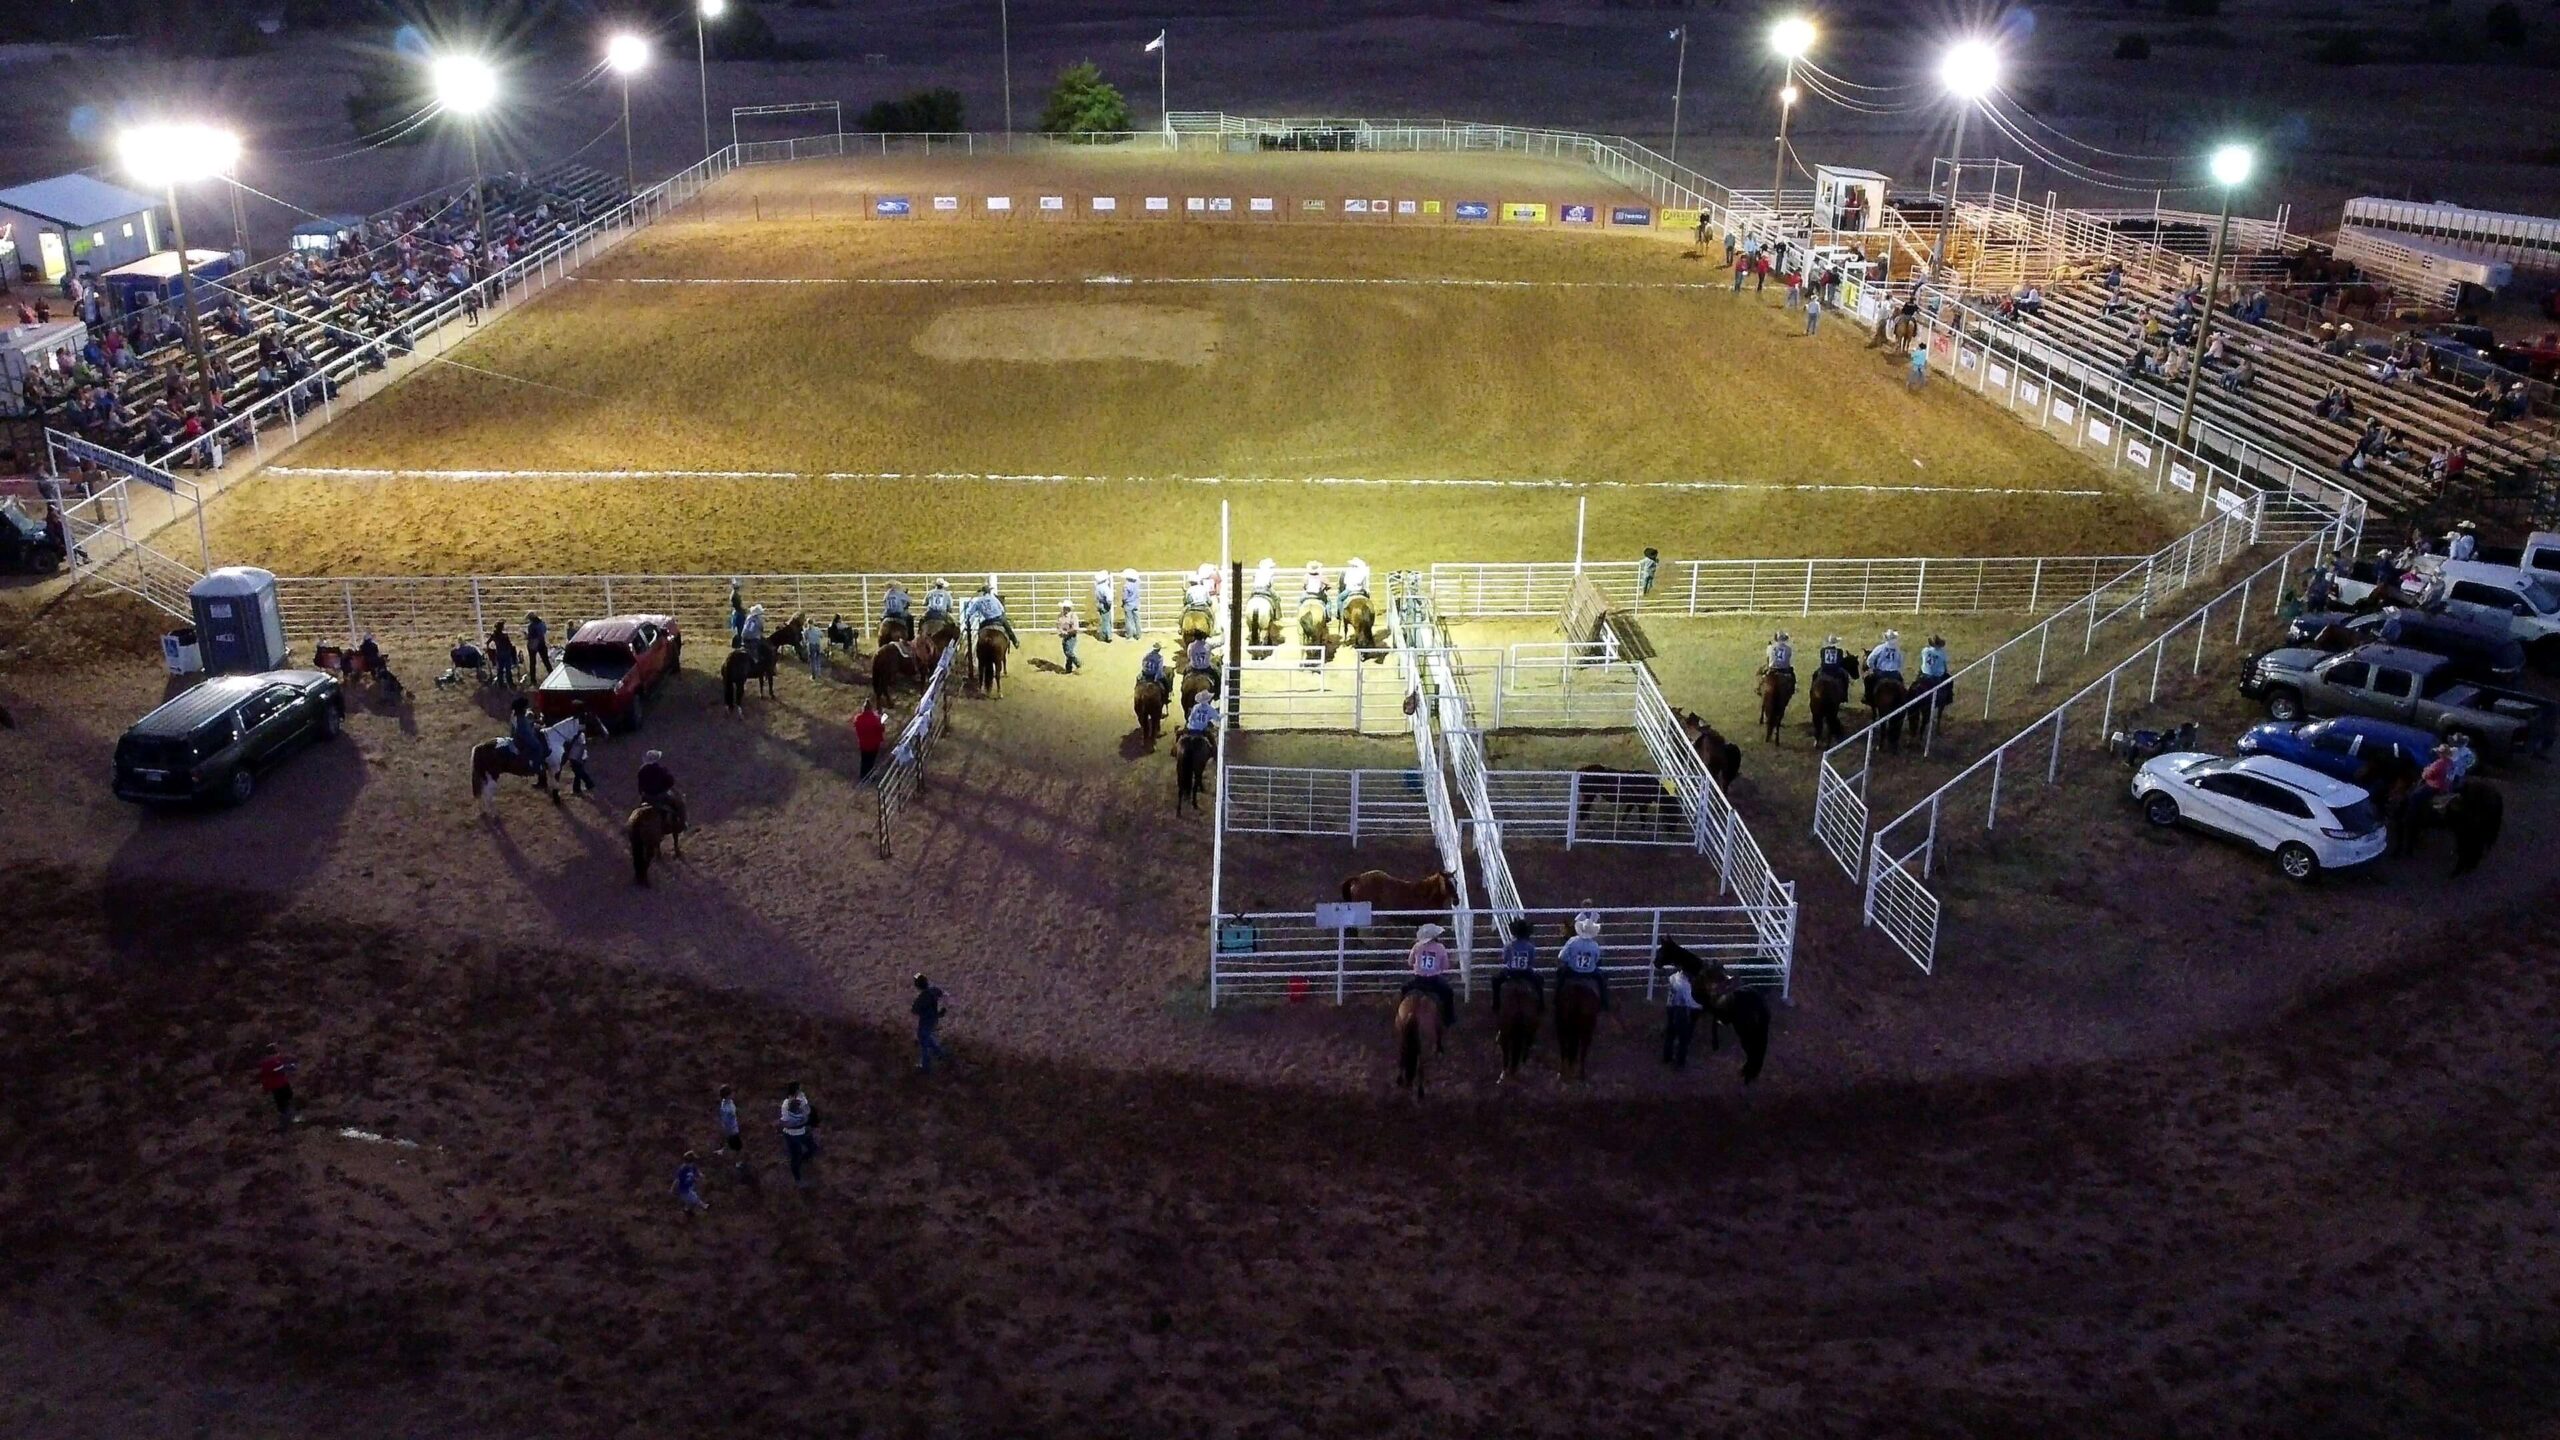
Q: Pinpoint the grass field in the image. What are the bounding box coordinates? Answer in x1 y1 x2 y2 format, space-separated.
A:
209 195 2183 578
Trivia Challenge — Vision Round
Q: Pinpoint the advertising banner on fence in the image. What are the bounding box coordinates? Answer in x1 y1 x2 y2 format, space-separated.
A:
1145 196 1170 212
1659 207 1706 236
933 196 959 212
1091 196 1117 211
1415 200 1437 216
1210 197 1234 212
2168 462 2196 492
1039 195 1065 211
1344 199 1370 214
986 196 1013 211
1249 197 1275 213
1560 203 1596 225
2125 439 2153 467
1455 201 1491 222
1301 199 1325 212
1610 206 1653 227
874 196 912 217
1503 202 1549 224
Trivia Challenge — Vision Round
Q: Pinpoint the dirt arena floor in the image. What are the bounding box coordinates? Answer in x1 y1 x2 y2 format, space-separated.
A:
5 590 2558 1437
207 210 2181 579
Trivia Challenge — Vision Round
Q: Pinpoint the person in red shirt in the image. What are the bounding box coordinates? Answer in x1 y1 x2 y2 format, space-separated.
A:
256 1044 298 1132
852 698 887 782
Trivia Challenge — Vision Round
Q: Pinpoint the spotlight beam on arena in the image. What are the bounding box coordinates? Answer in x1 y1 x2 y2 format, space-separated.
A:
2175 143 2257 448
606 32 652 195
1769 16 1814 209
1928 39 2001 284
696 0 727 158
116 121 239 398
432 54 500 262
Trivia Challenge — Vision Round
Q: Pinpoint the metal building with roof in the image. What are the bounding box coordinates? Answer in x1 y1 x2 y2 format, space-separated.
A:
0 172 163 284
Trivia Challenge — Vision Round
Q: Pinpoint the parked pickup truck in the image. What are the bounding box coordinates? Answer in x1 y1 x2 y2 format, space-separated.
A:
2241 643 2557 761
2284 601 2525 683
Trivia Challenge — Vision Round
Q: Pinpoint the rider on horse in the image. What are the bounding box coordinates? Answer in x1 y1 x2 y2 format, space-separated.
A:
1139 642 1170 690
1185 632 1218 680
1299 561 1330 612
1401 923 1459 1030
1555 911 1610 1010
1489 917 1544 1010
883 581 913 629
504 697 546 775
1251 556 1277 605
1863 629 1905 708
1183 690 1219 737
968 581 1020 647
1763 630 1794 677
1918 636 1951 704
740 604 766 650
1817 634 1852 678
637 749 682 825
922 580 954 635
1184 563 1219 612
1333 556 1370 622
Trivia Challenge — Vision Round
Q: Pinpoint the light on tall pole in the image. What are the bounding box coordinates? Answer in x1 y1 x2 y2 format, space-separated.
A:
2175 143 2255 453
999 0 1015 136
696 0 726 158
607 33 651 196
1929 39 2000 286
1667 26 1689 167
1769 17 1815 216
117 123 240 398
1145 30 1168 136
432 54 499 268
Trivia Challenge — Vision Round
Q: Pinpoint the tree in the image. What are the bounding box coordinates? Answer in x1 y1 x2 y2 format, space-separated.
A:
1038 62 1131 136
2484 2 2527 48
861 88 965 133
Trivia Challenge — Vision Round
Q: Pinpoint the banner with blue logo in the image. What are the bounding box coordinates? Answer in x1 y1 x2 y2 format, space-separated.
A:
874 196 912 218
1560 204 1596 225
1610 206 1653 227
1455 201 1492 222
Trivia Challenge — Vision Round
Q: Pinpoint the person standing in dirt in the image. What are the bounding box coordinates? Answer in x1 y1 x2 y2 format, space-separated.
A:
779 1084 816 1185
1119 567 1144 640
1056 602 1083 674
913 974 952 1073
716 1085 744 1175
256 1044 298 1132
672 1151 709 1213
561 717 596 796
1090 570 1115 644
489 622 520 689
852 698 886 781
1661 963 1702 1069
524 612 551 680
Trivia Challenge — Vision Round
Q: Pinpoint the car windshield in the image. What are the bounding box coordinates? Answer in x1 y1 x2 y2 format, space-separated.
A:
2330 798 2382 835
560 641 635 676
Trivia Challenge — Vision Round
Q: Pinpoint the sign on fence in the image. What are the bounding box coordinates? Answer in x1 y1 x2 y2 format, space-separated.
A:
1314 901 1372 929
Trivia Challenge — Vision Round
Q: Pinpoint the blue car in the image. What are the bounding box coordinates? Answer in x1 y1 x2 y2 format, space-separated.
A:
2235 716 2438 784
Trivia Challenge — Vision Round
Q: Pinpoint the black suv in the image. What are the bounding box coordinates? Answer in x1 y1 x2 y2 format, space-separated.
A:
113 669 343 805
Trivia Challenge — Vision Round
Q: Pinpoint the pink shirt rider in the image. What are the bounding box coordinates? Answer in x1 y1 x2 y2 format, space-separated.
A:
1410 939 1451 978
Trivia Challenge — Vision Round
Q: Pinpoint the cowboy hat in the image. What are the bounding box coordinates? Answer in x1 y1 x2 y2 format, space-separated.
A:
1414 923 1444 942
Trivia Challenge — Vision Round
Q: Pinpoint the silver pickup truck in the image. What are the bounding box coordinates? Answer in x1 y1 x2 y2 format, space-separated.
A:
2240 642 2557 762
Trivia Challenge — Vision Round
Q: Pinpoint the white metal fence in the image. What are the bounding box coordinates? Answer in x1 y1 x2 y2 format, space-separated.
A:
1207 903 1774 1005
1430 553 2154 622
1859 512 2358 972
1220 766 1435 840
1229 650 1407 732
873 638 960 857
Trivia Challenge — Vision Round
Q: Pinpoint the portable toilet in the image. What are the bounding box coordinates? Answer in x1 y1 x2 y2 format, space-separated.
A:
188 567 288 675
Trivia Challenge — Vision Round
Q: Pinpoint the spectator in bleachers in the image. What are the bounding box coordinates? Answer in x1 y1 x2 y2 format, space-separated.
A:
2313 385 2356 423
2218 358 2258 393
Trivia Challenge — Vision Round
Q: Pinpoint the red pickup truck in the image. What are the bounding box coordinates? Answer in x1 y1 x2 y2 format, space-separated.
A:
534 614 682 731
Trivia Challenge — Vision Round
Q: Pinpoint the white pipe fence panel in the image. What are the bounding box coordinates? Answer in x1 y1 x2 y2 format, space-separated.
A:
1429 554 2154 621
1479 770 1695 847
1229 652 1403 732
1220 766 1434 840
1207 904 1778 1004
873 639 960 856
1489 649 1642 731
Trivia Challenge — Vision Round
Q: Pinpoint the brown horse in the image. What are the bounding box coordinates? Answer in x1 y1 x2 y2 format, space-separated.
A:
1495 977 1542 1082
1574 765 1675 839
720 644 757 714
1808 667 1851 746
628 799 686 885
877 614 911 651
1657 940 1770 1084
1134 677 1168 744
1175 729 1214 813
1341 593 1379 655
869 632 941 708
1678 709 1744 791
1554 978 1602 1083
1394 991 1441 1098
1869 673 1911 752
974 625 1010 698
1181 670 1217 715
1340 869 1456 916
768 611 808 658
469 712 589 809
1758 667 1796 745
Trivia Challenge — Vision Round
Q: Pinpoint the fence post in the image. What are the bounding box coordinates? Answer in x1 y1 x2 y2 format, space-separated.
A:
1802 565 1814 616
602 577 615 615
1646 911 1661 1000
2029 556 2044 613
470 578 485 641
1687 564 1700 616
1913 556 1928 612
1987 749 2003 829
1350 769 1362 846
1564 772 1579 849
1336 928 1347 1004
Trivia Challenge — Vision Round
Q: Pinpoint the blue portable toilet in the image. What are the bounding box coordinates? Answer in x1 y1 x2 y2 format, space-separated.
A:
188 567 288 675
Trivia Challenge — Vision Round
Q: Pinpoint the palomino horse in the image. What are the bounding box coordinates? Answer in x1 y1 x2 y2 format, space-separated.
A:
1495 977 1542 1082
470 712 592 809
1554 978 1602 1083
1296 598 1332 669
1808 666 1851 746
1340 593 1379 655
1677 710 1743 791
1868 673 1911 752
1757 667 1796 745
974 625 1010 698
628 797 687 886
1134 677 1168 744
1243 591 1279 653
1337 870 1455 938
1655 941 1770 1084
1180 605 1218 645
1175 730 1215 813
1394 991 1442 1098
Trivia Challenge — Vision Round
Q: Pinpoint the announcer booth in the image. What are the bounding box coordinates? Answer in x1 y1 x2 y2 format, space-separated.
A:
1815 166 1889 234
98 249 237 319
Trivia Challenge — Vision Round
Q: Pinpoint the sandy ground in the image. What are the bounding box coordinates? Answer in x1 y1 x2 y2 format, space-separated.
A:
208 220 2178 578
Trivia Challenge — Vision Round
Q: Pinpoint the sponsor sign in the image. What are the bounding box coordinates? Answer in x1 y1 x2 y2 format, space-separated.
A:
1959 346 1978 370
2052 399 2075 425
986 196 1013 211
1560 204 1596 225
1419 200 1440 215
1186 196 1206 212
1091 196 1117 212
1987 363 2010 387
1609 206 1653 227
2125 439 2153 467
1209 197 1235 212
874 196 912 217
51 432 172 493
1397 200 1419 215
1454 201 1492 222
2168 462 2196 493
932 196 960 212
2019 381 2042 406
1300 199 1325 212
1145 196 1170 212
1503 202 1549 224
1313 901 1373 929
1039 195 1066 211
1249 197 1275 213
1659 207 1706 235
1344 199 1370 215
1370 198 1387 213
2087 419 2112 445
2213 486 2248 515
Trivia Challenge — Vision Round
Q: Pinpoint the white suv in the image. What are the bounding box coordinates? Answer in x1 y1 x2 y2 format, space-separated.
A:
2130 752 2388 881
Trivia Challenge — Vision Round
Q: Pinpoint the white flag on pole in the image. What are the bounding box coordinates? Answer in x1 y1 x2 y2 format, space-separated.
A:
1144 30 1165 52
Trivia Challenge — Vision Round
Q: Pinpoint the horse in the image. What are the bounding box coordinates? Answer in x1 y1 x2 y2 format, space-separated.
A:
1757 667 1796 745
1296 598 1332 668
1180 604 1219 645
870 632 940 708
1338 870 1456 937
1495 976 1542 1082
1181 670 1217 715
1869 673 1911 752
768 611 808 659
1554 978 1601 1083
469 712 591 809
1341 593 1378 655
628 798 687 886
877 613 911 651
1808 666 1851 745
1574 765 1675 839
1134 677 1168 744
1656 940 1770 1084
1394 991 1441 1098
1175 729 1214 813
720 644 757 714
1678 710 1743 791
975 625 1010 698
2392 779 2505 876
1243 591 1279 653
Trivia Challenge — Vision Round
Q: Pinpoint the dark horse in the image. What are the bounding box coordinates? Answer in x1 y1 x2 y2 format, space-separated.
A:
1868 672 1911 752
2392 779 2505 876
1394 990 1441 1098
1175 729 1214 813
975 625 1010 699
1678 709 1744 791
1495 975 1542 1082
1134 676 1168 744
720 642 759 714
1808 665 1851 746
1554 977 1602 1083
1757 667 1796 745
870 632 941 709
1655 940 1770 1084
628 797 687 886
1575 765 1676 839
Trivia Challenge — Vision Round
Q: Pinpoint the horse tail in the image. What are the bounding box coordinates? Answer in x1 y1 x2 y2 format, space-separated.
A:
1398 1008 1422 1088
1736 995 1770 1084
1342 875 1360 902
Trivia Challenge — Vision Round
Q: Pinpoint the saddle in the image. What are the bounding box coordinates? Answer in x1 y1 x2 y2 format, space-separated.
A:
1558 968 1604 993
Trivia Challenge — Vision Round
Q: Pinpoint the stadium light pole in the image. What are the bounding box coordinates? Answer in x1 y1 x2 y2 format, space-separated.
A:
1145 30 1168 138
1667 26 1688 167
2175 143 2255 452
1769 17 1814 217
607 33 651 196
1929 39 2000 287
116 122 240 399
999 0 1014 137
432 55 499 270
696 0 726 159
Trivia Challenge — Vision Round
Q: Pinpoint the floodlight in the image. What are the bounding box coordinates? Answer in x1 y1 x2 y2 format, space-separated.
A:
606 32 651 75
1770 17 1816 60
432 55 499 116
1780 84 1800 106
700 0 727 16
2209 143 2255 188
1938 40 2000 101
116 123 241 189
